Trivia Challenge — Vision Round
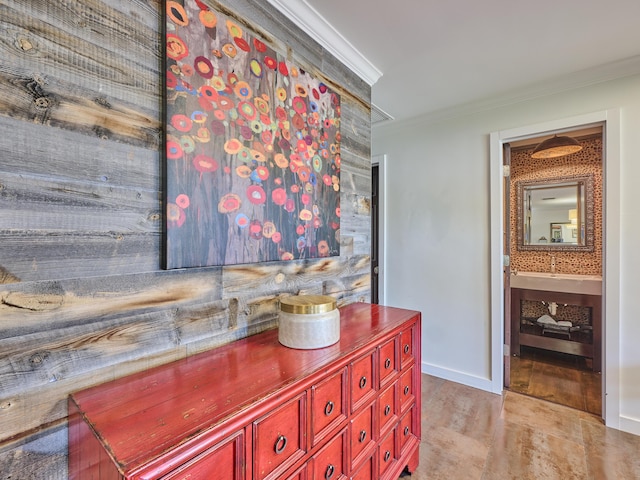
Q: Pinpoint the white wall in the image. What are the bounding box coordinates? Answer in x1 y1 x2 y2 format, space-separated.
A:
373 73 640 435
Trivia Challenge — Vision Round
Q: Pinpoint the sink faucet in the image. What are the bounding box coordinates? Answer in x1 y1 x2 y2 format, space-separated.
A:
550 255 556 275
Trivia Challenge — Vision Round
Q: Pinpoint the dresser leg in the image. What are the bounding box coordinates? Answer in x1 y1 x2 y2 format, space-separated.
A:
405 447 420 473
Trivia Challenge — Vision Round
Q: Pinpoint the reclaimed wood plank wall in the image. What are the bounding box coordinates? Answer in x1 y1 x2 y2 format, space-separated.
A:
0 0 372 477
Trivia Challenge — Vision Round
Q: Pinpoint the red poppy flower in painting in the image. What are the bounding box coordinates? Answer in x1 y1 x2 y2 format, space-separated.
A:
218 97 235 111
193 154 218 173
292 114 305 130
284 198 296 213
296 225 304 235
271 231 282 243
278 61 289 76
253 38 267 53
238 101 257 121
167 34 188 60
218 193 241 213
234 36 250 52
255 165 269 181
246 185 266 205
171 114 192 132
301 193 311 206
175 194 190 209
292 97 307 114
167 70 178 89
271 188 286 206
275 106 287 121
264 56 277 70
200 85 219 103
261 130 273 145
249 220 263 239
166 140 183 160
298 166 311 183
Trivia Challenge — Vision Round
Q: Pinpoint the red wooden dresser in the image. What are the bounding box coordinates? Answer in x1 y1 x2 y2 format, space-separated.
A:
68 303 422 479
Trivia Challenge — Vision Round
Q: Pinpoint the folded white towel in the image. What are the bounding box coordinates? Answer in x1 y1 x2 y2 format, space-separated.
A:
537 314 557 325
556 321 573 327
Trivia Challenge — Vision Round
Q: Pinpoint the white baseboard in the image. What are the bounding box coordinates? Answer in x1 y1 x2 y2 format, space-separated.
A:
422 362 498 395
619 415 640 436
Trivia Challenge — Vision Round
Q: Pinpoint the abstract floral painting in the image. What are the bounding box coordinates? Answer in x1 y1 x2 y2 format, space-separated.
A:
164 0 341 268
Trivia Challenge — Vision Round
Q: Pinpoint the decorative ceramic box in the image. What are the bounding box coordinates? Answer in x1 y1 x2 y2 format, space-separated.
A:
278 295 340 349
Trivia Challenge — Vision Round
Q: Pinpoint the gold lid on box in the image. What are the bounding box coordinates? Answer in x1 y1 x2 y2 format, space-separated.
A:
279 295 337 314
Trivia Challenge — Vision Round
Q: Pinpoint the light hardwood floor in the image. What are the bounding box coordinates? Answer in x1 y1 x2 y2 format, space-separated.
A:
403 374 640 479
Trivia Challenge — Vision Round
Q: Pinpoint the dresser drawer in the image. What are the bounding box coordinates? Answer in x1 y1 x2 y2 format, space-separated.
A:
285 464 307 480
349 452 374 480
311 367 347 446
377 382 397 436
310 427 347 480
399 406 417 456
399 366 415 413
254 394 307 480
162 432 243 480
400 325 415 370
377 338 397 388
377 428 397 479
349 401 375 470
350 351 375 413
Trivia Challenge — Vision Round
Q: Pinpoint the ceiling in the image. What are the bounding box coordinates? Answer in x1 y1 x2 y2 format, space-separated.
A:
268 0 640 126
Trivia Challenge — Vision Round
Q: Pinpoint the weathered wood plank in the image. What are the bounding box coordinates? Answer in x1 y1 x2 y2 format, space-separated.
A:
222 254 369 295
0 231 161 283
0 118 159 189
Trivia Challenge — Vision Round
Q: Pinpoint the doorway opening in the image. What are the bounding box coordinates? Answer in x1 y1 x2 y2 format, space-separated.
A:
504 126 603 416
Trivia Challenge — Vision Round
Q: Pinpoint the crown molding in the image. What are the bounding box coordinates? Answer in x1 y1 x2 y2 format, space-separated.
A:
264 0 382 86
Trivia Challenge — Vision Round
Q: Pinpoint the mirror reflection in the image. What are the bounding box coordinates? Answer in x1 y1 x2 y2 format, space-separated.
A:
517 175 594 252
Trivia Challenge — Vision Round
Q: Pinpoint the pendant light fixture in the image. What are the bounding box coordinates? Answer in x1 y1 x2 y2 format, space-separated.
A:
531 134 583 159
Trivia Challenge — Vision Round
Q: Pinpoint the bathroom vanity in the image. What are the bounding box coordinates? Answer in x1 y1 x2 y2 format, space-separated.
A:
68 303 421 479
510 272 602 372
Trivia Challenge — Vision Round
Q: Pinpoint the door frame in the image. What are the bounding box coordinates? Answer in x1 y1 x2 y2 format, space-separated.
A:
372 154 387 305
489 109 621 428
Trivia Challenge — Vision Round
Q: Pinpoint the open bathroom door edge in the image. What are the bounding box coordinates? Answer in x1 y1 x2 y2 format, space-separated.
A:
503 142 512 388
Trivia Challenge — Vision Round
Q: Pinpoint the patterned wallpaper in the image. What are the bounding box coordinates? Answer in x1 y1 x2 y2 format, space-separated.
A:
510 134 603 276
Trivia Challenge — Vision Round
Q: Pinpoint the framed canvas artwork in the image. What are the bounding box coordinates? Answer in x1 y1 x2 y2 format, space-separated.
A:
164 0 341 268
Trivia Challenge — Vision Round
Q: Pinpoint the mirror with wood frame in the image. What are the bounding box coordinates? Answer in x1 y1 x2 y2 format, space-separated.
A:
516 175 594 252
